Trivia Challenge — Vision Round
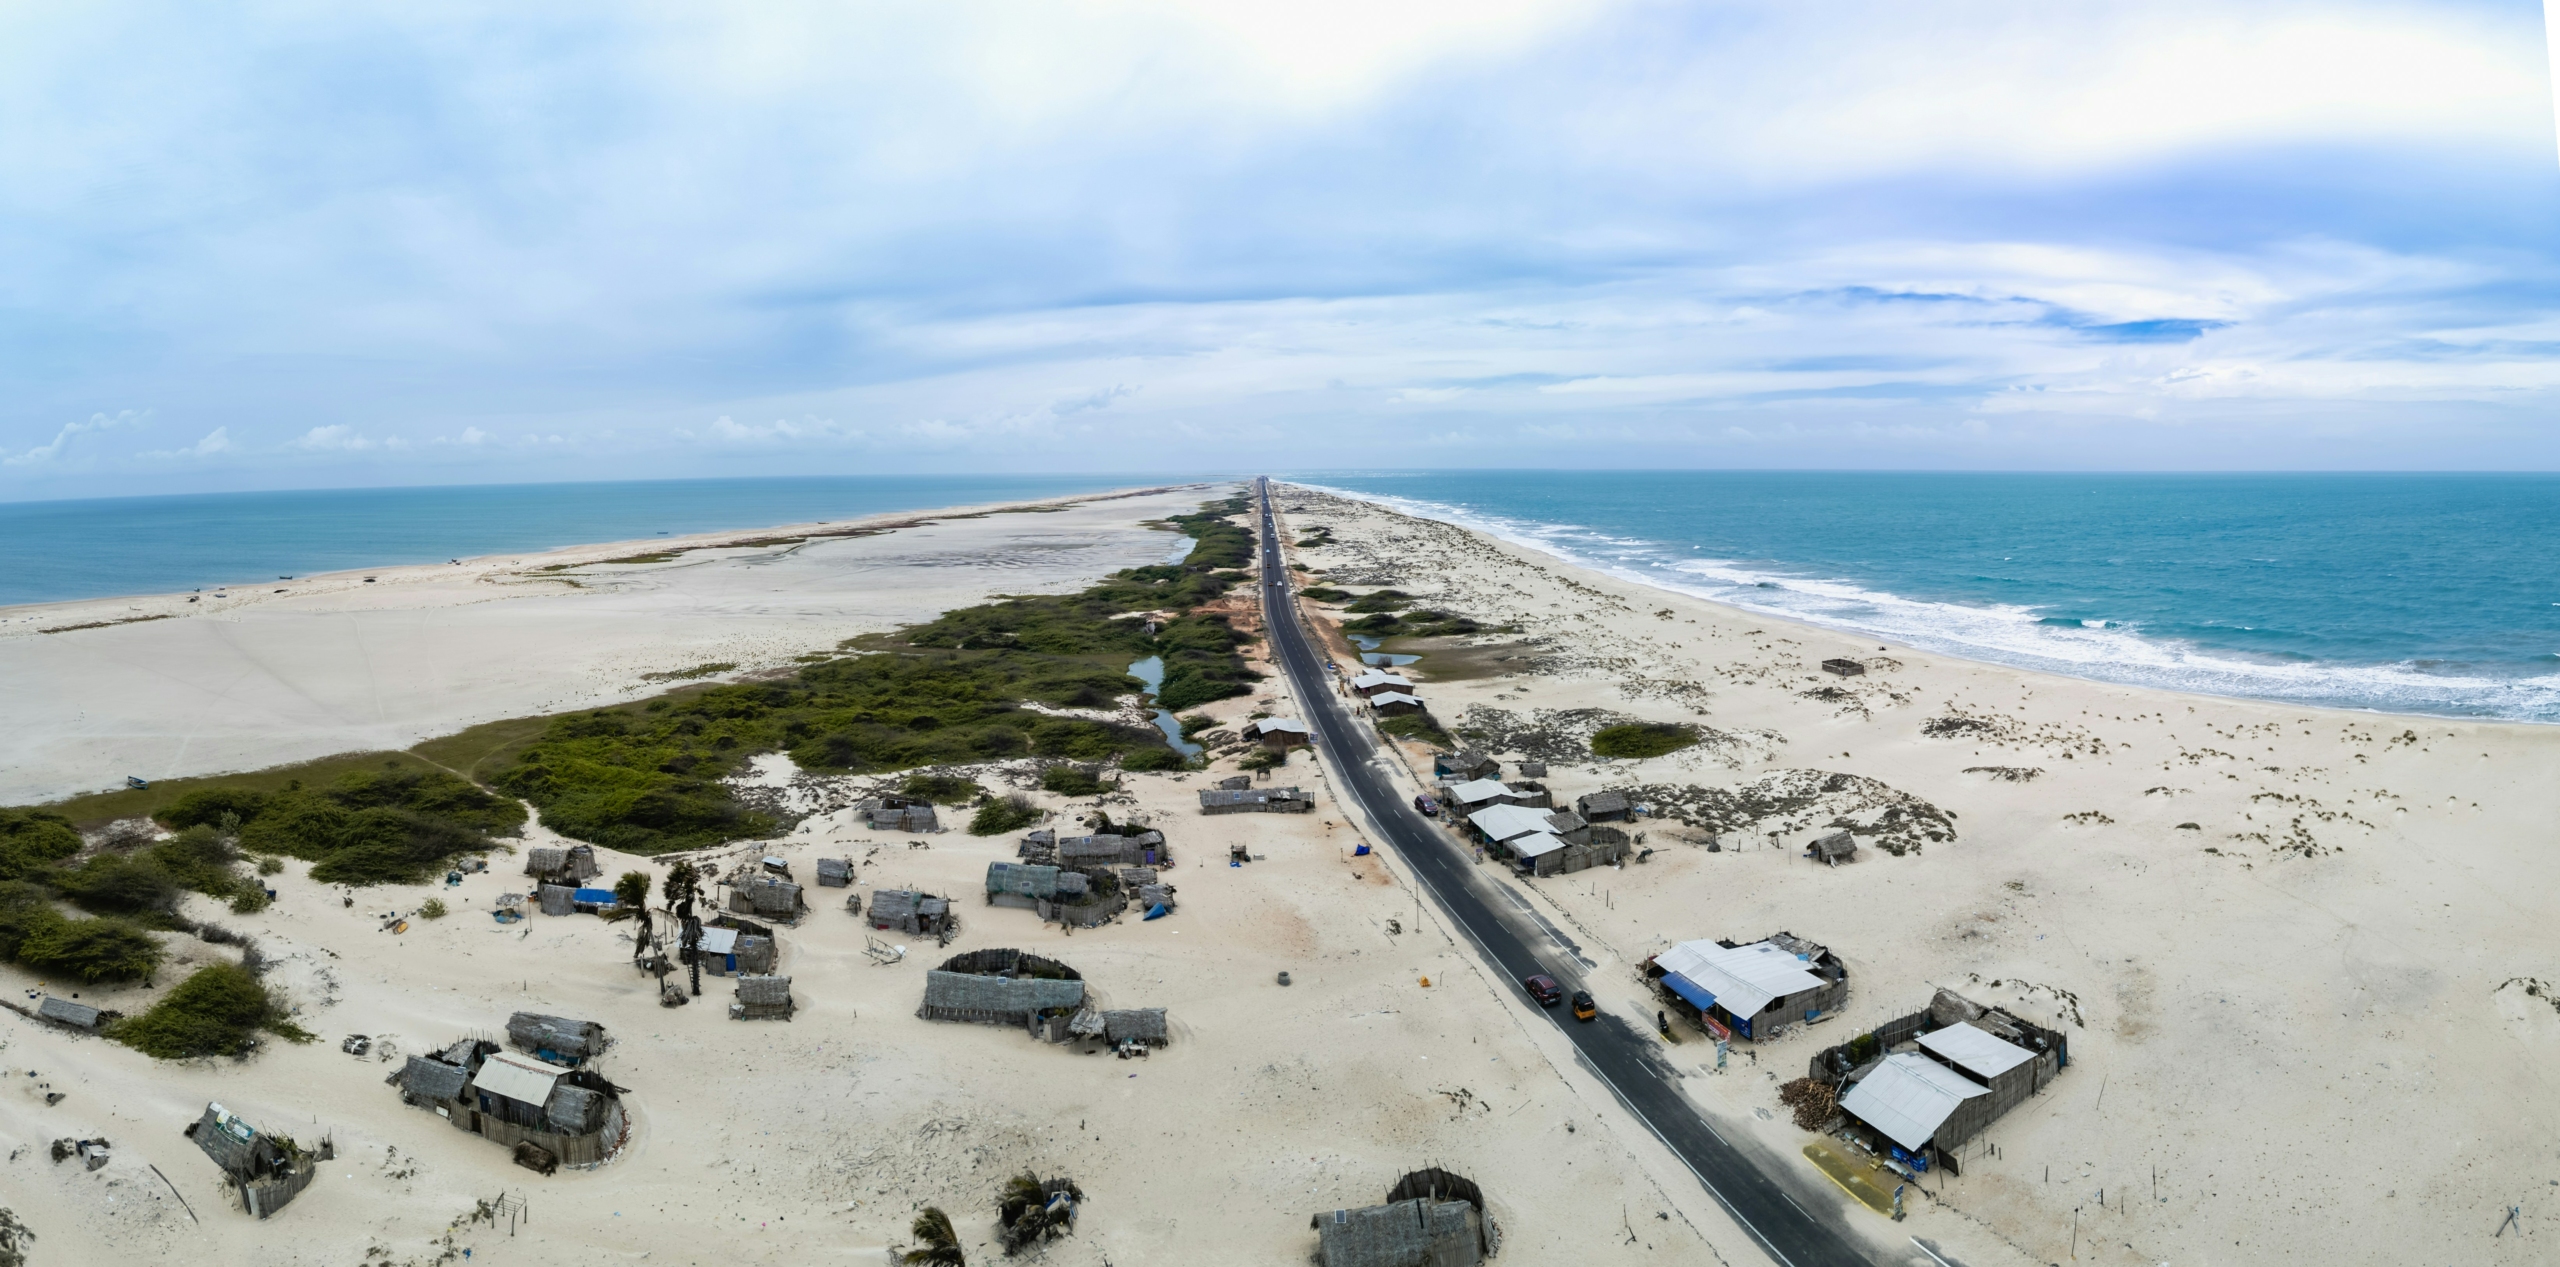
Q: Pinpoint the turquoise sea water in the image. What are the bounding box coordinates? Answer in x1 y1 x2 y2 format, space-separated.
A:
0 476 1160 609
1288 471 2560 723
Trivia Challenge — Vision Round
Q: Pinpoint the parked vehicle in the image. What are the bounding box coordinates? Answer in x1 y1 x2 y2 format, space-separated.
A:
1414 795 1440 817
1571 990 1597 1022
1523 974 1564 1007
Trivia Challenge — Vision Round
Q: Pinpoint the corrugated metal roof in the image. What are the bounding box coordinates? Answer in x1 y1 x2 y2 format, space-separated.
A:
1839 1053 1987 1152
1661 972 1718 1012
1448 779 1514 804
1466 803 1554 843
696 926 740 955
1918 1022 2037 1079
1509 831 1568 859
1367 692 1422 708
1348 671 1411 690
1653 939 1826 1019
1251 717 1310 734
471 1051 568 1108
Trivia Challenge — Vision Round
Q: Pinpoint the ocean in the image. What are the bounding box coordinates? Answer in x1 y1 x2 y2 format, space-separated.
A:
0 475 1168 609
1289 471 2560 724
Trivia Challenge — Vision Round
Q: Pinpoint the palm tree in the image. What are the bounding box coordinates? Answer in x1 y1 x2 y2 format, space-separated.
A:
902 1206 964 1266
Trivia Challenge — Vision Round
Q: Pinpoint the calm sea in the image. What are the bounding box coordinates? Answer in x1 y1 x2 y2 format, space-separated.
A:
1289 471 2560 724
0 475 1172 608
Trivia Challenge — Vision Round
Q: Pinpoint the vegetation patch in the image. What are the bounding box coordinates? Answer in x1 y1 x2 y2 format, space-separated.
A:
108 962 313 1059
1590 723 1700 759
968 794 1043 836
1343 608 1480 638
1342 589 1413 613
900 773 988 805
641 662 738 682
1039 766 1114 797
1298 587 1353 603
0 884 164 983
1378 712 1455 750
161 763 525 887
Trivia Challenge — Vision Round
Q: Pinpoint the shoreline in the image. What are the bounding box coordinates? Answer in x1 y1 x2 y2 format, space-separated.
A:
1294 478 2560 728
0 480 1192 627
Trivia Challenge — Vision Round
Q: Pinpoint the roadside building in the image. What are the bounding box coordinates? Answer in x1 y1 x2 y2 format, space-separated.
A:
1575 791 1633 823
1811 988 2068 1173
1445 779 1527 814
1198 785 1316 814
1245 718 1312 748
1434 751 1499 781
1348 670 1415 698
1367 692 1425 718
1649 933 1850 1040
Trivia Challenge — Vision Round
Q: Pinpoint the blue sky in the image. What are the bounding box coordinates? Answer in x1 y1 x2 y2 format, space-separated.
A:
3 0 2556 498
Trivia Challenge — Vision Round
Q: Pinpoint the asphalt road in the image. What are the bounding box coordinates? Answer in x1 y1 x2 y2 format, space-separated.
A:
1250 477 1875 1267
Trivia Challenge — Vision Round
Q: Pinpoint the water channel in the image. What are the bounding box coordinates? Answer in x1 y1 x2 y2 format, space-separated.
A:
1126 656 1205 757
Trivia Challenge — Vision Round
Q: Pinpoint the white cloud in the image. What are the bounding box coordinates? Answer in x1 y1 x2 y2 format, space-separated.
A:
4 410 147 466
137 427 233 459
289 425 376 452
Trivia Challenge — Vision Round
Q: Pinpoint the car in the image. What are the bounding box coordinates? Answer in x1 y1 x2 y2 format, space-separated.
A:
1570 990 1597 1022
1523 974 1564 1007
1414 795 1440 817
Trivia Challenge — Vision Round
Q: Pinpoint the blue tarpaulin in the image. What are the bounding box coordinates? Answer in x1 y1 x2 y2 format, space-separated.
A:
1661 972 1718 1013
570 888 617 904
1144 904 1170 921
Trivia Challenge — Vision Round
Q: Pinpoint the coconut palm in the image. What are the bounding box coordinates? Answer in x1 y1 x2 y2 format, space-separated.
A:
902 1206 964 1266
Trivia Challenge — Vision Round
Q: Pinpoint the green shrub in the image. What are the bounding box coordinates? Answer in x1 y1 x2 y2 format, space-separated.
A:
1236 747 1285 772
155 786 271 831
1377 713 1455 749
255 856 283 876
1343 590 1413 613
1117 746 1189 773
900 773 987 805
419 897 448 920
968 794 1042 837
1590 723 1699 759
0 809 83 881
1039 766 1111 797
53 853 183 919
1299 587 1352 602
108 962 312 1059
228 886 270 914
18 911 164 983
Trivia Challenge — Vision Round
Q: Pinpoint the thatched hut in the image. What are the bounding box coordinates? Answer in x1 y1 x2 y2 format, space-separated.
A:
392 1039 628 1168
728 875 807 922
524 844 599 886
506 1012 607 1065
1058 831 1167 868
1197 786 1315 814
917 949 1085 1029
731 975 794 1021
1102 1008 1169 1047
867 888 955 938
815 857 854 888
186 1102 322 1219
536 883 576 916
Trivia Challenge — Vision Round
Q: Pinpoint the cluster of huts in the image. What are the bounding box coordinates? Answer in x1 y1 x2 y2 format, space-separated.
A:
724 856 809 923
916 948 1169 1055
981 826 1178 927
392 1011 630 1173
1645 932 1850 1041
1810 988 2068 1174
1347 669 1427 720
856 794 941 833
1313 1168 1492 1267
525 844 619 917
1197 774 1315 814
1437 756 1635 877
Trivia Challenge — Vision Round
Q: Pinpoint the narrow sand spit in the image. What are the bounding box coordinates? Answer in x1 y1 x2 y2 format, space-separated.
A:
0 486 1208 804
1277 482 2560 1265
0 484 1768 1266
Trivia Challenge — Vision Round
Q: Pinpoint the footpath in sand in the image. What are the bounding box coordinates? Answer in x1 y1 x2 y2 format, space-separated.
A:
1272 482 2560 1264
0 484 1774 1267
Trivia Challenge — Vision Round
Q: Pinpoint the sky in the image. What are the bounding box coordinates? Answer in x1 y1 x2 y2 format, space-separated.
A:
2 0 2556 499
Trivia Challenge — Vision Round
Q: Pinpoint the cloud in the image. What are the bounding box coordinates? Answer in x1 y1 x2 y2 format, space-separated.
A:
137 427 233 459
289 425 376 452
1050 384 1135 415
4 410 147 466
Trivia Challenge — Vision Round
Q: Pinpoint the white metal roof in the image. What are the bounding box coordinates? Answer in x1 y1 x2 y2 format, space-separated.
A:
1652 939 1827 1018
696 926 740 955
471 1050 568 1108
1509 831 1568 859
1838 1053 1988 1152
1917 1022 2037 1079
1367 692 1422 708
1250 717 1310 735
1349 671 1413 690
1467 804 1557 843
1447 778 1515 804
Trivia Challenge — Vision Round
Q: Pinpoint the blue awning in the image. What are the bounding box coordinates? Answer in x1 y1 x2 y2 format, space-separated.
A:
1661 972 1718 1013
570 888 618 904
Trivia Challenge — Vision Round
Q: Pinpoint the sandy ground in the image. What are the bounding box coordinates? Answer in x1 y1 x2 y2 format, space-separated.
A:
0 485 1214 804
1272 482 2560 1264
0 485 1785 1267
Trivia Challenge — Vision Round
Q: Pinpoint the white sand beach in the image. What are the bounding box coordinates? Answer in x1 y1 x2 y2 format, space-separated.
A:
0 480 2551 1266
